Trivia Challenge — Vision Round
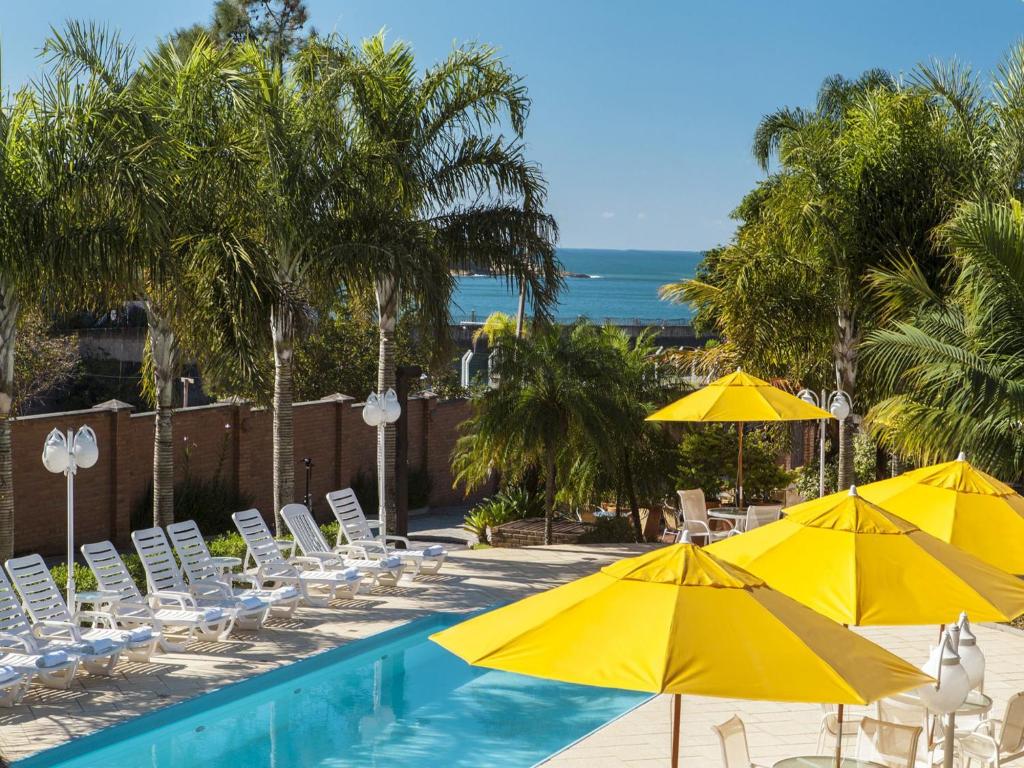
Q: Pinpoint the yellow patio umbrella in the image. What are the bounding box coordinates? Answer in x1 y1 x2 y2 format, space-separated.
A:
431 543 931 767
858 452 1024 574
708 486 1024 627
647 370 832 507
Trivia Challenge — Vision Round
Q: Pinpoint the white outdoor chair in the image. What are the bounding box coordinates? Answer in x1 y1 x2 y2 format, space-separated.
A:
877 698 947 766
960 692 1024 767
325 489 447 576
817 703 861 754
232 508 363 606
712 715 769 768
166 520 300 618
279 504 404 588
5 554 134 673
677 488 732 543
856 716 921 768
82 540 234 651
0 566 78 689
132 527 267 633
739 504 782 533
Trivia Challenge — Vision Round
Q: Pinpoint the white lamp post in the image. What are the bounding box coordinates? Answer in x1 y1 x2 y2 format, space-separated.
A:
957 612 985 691
797 388 851 497
916 628 971 768
362 388 401 537
41 426 99 608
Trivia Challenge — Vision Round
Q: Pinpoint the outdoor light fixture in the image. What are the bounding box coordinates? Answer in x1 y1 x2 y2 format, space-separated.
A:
796 388 852 498
42 426 99 607
363 388 401 535
917 628 971 768
956 612 985 690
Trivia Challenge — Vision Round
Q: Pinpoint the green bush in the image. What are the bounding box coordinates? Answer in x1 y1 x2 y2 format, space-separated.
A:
578 516 635 543
794 430 878 499
51 552 148 597
461 487 542 542
675 425 793 503
132 475 254 535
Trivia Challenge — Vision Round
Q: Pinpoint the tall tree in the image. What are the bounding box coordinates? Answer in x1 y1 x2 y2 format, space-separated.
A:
317 33 559 533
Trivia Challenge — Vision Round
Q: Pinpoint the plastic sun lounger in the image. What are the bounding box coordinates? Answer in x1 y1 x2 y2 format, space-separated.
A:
279 503 404 588
81 540 234 652
165 520 301 618
0 568 79 689
132 527 267 633
325 488 447 577
4 555 133 674
232 509 363 607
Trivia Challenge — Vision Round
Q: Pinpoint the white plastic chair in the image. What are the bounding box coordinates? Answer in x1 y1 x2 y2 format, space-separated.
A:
82 540 234 651
856 716 921 768
232 508 363 606
5 554 131 673
325 489 447 576
877 698 947 766
711 715 769 768
0 566 79 689
677 489 732 543
817 703 861 754
280 504 404 588
166 520 300 617
132 527 266 632
960 692 1024 767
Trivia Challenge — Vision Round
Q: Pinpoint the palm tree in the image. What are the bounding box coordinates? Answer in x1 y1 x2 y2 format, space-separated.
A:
45 25 270 526
319 33 559 533
453 323 618 545
864 199 1024 478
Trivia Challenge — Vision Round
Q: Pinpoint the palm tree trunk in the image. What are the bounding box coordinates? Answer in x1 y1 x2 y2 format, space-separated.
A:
147 302 178 528
835 306 858 490
622 447 643 543
514 282 527 339
0 279 18 561
271 303 295 535
376 276 399 536
544 445 556 545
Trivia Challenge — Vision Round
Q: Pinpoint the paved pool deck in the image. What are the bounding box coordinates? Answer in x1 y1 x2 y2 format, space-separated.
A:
2 543 1023 766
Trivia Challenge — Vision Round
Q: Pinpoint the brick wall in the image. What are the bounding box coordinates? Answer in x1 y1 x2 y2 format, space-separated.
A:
11 393 480 556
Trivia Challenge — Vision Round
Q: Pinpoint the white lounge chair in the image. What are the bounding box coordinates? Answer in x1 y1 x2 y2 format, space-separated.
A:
280 504 404 588
232 508 363 606
325 489 447 576
166 520 301 618
5 555 135 673
132 527 267 632
0 567 80 689
81 540 234 651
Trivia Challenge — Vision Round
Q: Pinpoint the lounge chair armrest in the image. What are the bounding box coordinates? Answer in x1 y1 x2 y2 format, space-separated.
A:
149 590 198 610
257 563 299 581
683 519 713 535
334 544 369 559
291 555 335 569
229 573 259 589
382 534 411 547
972 718 1001 735
32 620 79 641
960 731 1000 760
0 632 33 652
365 519 381 531
188 580 232 599
73 610 118 628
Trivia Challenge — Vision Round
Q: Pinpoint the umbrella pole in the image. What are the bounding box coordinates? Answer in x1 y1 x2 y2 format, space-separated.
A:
834 703 844 768
671 693 681 767
737 422 744 509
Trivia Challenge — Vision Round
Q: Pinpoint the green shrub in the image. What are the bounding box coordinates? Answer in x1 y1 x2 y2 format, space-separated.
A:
794 430 878 500
578 517 635 544
462 487 542 542
51 552 148 597
207 531 249 562
675 425 793 503
132 475 254 535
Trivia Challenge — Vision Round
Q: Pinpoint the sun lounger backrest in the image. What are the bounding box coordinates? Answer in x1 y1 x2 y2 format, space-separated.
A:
280 504 332 556
0 565 36 641
166 520 220 583
131 527 188 594
326 489 375 543
6 555 73 625
232 509 285 567
81 541 145 601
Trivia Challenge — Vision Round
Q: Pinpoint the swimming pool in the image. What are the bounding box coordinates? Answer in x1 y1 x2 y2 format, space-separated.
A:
16 612 650 767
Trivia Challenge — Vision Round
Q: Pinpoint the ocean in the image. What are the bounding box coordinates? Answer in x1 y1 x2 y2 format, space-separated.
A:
450 248 703 324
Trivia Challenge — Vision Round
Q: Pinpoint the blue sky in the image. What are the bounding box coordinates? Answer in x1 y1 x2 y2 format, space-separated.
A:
2 1 1024 251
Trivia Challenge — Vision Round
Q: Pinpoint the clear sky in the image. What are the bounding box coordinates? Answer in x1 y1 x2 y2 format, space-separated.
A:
2 1 1024 251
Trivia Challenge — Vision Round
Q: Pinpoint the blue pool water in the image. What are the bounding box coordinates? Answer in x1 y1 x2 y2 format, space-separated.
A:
17 613 649 768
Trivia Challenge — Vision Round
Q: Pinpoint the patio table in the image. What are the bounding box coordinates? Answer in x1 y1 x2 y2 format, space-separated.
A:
708 506 745 531
773 758 885 768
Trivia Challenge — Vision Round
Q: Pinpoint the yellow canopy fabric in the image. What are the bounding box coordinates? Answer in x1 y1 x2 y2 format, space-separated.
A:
859 454 1024 575
646 370 833 423
709 487 1024 626
431 543 930 704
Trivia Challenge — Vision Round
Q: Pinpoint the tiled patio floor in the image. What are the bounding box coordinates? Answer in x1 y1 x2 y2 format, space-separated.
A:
2 543 1022 767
